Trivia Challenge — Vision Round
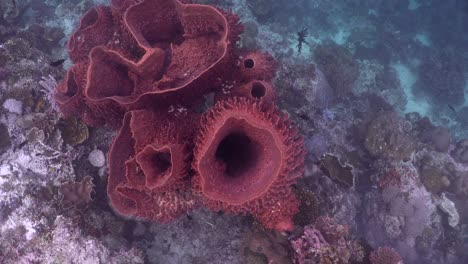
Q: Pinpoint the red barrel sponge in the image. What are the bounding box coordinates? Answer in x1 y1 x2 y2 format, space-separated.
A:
108 109 198 222
239 51 277 81
192 97 305 230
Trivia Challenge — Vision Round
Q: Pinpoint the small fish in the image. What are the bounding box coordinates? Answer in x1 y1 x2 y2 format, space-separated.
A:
296 27 310 53
14 140 27 152
448 104 456 113
49 59 65 67
298 113 310 121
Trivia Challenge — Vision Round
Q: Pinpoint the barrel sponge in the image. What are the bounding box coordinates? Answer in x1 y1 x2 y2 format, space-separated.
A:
107 110 198 222
192 97 305 230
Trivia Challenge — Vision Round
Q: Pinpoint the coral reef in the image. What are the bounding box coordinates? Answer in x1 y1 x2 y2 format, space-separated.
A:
2 0 468 263
29 216 144 264
354 60 407 112
293 187 320 227
319 153 355 188
365 111 415 161
243 225 291 264
59 176 94 209
275 59 334 110
54 0 304 232
313 42 359 98
57 117 89 146
428 126 451 153
365 161 442 262
0 76 143 262
139 209 247 264
452 140 468 164
369 246 402 264
290 216 365 264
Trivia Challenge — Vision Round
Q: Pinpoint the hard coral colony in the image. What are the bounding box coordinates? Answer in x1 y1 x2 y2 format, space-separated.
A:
54 0 305 231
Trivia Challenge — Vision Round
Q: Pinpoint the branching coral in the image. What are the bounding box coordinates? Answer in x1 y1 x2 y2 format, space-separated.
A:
192 97 305 230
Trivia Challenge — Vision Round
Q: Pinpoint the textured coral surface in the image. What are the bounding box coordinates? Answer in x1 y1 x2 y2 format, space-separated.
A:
2 0 468 263
55 0 305 230
55 0 235 127
108 110 198 222
193 97 305 230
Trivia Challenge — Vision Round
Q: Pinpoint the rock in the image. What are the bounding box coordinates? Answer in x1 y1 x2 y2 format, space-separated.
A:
451 140 468 164
437 194 460 228
430 127 451 153
319 153 355 188
0 123 10 154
